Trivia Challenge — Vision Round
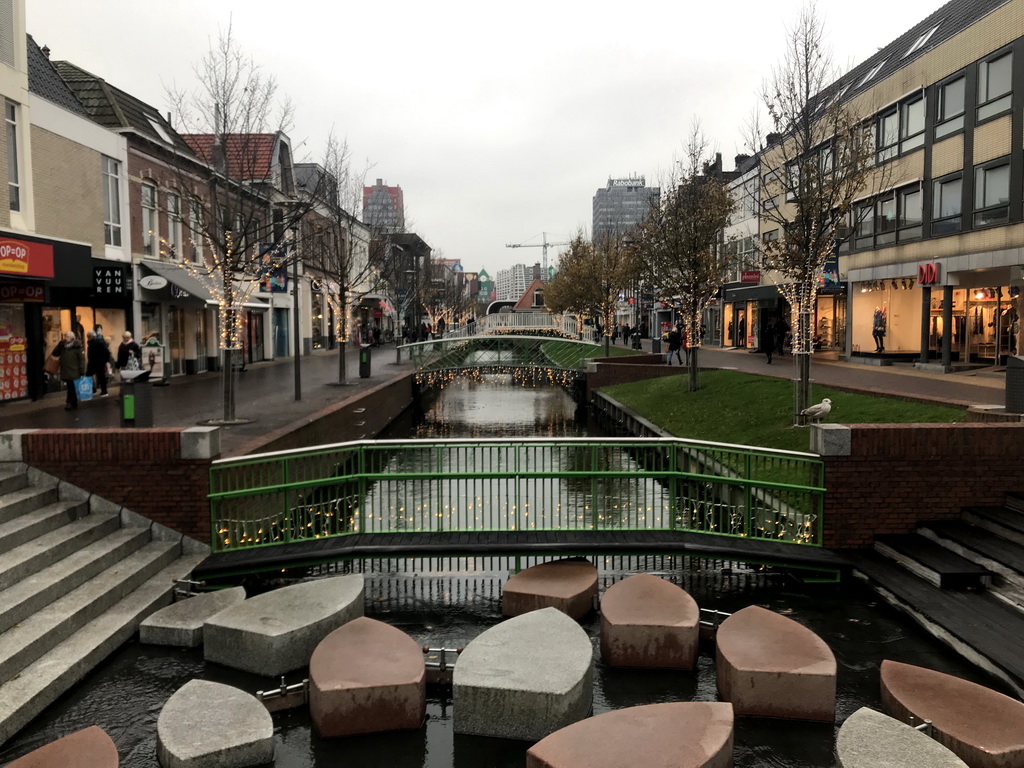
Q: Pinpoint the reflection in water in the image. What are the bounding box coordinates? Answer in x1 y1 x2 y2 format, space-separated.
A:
0 378 1014 768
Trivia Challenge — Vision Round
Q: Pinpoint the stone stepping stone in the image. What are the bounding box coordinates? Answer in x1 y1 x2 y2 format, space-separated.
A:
716 604 835 722
140 587 245 648
526 702 734 768
502 559 598 619
309 616 426 738
454 606 593 741
204 574 363 676
5 725 118 768
837 706 967 768
881 659 1024 768
600 574 699 669
156 679 273 768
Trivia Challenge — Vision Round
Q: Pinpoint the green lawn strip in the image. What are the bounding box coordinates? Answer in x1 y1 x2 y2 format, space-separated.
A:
601 368 966 455
542 340 641 369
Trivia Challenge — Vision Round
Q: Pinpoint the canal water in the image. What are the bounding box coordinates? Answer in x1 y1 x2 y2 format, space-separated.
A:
0 375 1012 767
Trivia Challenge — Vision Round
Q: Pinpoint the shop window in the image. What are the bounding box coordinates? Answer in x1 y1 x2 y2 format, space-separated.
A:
102 156 121 246
932 175 962 235
141 183 157 256
854 202 874 249
5 100 18 212
166 192 182 260
978 51 1012 122
876 194 896 244
973 161 1009 227
898 185 922 241
935 75 965 138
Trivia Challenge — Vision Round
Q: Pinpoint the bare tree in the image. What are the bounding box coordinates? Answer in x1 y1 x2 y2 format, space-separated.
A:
167 23 311 422
755 4 885 421
637 123 735 392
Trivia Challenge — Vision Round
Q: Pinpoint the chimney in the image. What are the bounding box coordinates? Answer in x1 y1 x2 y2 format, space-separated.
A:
734 154 750 169
41 45 50 59
376 178 383 186
765 132 782 148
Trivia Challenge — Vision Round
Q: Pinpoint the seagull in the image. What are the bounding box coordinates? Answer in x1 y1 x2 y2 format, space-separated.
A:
801 398 832 422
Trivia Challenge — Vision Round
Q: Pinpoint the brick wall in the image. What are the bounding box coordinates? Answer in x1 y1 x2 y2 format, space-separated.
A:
22 429 213 541
823 423 1024 549
31 126 105 252
585 355 691 398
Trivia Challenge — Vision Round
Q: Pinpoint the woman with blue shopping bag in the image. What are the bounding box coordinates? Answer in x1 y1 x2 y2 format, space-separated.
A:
51 331 86 411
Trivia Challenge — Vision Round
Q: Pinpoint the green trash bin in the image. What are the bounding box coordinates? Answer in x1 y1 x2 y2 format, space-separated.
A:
359 344 372 378
120 375 153 427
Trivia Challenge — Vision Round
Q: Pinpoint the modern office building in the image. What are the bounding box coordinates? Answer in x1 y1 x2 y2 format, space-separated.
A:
495 263 539 301
592 176 659 243
362 178 405 233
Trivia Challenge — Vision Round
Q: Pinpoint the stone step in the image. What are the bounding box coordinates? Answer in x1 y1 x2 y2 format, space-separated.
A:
1006 491 1024 515
0 486 60 527
0 513 123 593
962 506 1024 549
0 552 204 748
0 540 180 686
920 521 1024 606
874 533 992 590
0 465 29 496
0 500 89 555
0 525 151 635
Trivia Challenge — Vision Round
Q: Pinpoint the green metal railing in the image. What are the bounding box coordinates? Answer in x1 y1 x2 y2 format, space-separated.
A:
208 438 825 553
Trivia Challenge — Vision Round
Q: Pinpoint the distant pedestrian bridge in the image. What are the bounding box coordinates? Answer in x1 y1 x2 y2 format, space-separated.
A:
194 437 841 581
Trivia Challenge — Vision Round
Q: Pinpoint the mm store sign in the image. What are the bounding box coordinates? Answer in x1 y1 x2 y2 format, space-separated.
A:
0 238 54 279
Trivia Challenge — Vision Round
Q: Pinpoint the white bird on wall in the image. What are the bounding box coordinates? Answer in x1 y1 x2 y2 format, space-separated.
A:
801 398 832 423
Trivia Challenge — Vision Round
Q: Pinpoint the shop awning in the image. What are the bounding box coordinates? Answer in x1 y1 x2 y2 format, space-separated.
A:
723 284 784 302
139 260 217 306
241 297 270 310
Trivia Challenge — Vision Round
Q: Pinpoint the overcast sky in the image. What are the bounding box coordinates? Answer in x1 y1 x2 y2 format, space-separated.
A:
31 0 946 275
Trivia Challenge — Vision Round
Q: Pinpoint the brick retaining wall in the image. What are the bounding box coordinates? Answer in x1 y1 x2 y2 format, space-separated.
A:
823 423 1024 549
586 355 688 397
20 428 213 542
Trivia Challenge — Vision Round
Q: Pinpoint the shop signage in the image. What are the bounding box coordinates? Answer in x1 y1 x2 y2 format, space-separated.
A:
93 265 127 296
741 271 761 283
0 283 44 302
259 243 288 293
0 238 54 279
918 262 941 285
171 284 190 299
139 275 168 290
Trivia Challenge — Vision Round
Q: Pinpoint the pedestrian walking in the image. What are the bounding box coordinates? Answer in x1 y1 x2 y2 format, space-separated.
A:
86 330 111 396
763 322 776 364
116 330 141 371
775 318 789 357
52 331 85 410
666 326 683 365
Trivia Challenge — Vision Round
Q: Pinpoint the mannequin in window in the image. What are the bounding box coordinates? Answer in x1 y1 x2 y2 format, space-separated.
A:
872 307 886 353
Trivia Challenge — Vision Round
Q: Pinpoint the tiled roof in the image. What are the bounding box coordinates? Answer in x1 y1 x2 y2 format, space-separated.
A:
26 36 86 116
840 0 1009 102
181 133 277 180
513 280 545 311
51 60 195 155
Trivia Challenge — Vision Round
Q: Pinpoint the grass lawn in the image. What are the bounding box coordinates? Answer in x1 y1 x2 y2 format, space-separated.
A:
543 340 641 369
601 369 966 453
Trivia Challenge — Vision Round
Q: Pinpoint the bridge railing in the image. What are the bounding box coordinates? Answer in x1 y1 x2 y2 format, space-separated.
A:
208 438 825 553
408 313 596 346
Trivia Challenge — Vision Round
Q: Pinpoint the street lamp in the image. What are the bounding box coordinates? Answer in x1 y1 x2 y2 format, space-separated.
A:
291 224 300 401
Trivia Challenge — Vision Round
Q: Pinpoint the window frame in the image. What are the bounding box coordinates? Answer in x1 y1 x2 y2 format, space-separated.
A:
897 184 923 241
141 182 157 256
899 94 925 153
931 173 963 236
935 73 966 139
102 156 122 247
876 109 899 163
189 198 203 262
973 158 1010 228
166 191 182 260
875 192 897 245
978 49 1013 123
5 99 19 212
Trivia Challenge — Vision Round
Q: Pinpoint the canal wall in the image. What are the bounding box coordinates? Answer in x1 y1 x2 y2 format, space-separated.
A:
585 354 686 399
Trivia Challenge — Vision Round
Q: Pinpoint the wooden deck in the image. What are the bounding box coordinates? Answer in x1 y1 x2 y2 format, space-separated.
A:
191 529 847 581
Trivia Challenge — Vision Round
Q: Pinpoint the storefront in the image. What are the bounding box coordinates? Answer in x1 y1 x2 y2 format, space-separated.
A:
722 284 788 351
138 260 219 376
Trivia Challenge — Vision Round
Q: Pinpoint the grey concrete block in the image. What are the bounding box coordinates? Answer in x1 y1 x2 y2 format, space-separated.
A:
25 466 58 489
57 481 90 503
141 587 246 648
204 575 364 676
89 495 122 516
454 606 593 741
810 424 851 456
181 427 220 460
157 679 273 768
837 707 967 767
0 431 33 462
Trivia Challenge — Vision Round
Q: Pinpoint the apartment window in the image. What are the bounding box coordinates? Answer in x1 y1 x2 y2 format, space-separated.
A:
936 76 965 138
854 202 874 249
141 183 157 256
189 198 203 261
974 161 1010 227
102 156 121 246
5 100 18 212
932 175 962 235
904 24 940 58
856 60 887 89
978 51 1012 122
900 96 925 152
876 193 897 245
166 192 182 259
898 186 922 241
876 110 899 162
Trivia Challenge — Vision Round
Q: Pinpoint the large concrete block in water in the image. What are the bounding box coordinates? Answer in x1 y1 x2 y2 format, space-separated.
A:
502 559 598 619
716 604 836 722
204 575 364 676
157 679 273 768
140 587 245 647
837 707 967 768
600 573 699 670
454 607 593 741
310 616 426 738
5 726 118 768
881 659 1024 768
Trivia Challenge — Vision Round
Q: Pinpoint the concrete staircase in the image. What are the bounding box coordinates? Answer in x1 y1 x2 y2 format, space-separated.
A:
847 492 1024 697
0 462 206 747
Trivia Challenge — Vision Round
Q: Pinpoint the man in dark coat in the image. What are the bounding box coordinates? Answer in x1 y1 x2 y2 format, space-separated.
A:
52 331 85 410
86 330 111 396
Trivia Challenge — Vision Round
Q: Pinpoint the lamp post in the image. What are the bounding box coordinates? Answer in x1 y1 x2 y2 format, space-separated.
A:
291 224 301 401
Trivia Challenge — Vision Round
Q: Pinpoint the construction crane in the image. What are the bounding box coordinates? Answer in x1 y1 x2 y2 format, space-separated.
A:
505 232 571 275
